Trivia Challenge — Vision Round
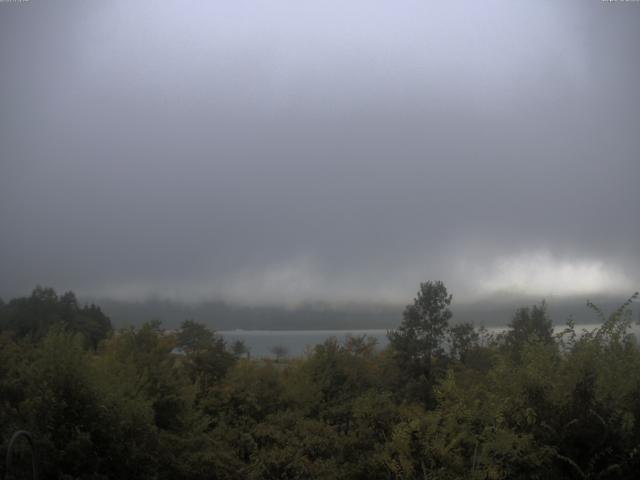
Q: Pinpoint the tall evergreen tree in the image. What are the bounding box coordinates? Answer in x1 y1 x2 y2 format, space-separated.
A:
388 281 452 401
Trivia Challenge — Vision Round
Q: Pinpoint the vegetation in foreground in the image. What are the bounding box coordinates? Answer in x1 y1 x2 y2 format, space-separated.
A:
0 284 639 479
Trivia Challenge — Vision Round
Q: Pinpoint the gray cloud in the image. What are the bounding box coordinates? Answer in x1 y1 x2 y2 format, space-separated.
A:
1 0 638 305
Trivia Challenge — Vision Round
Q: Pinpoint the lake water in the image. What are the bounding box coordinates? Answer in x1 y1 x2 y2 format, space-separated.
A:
220 323 635 358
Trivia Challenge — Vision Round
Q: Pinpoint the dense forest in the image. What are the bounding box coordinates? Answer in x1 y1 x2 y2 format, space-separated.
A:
1 283 639 479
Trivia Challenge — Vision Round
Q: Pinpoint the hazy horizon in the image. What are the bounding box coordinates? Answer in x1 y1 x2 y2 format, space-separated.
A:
73 291 638 331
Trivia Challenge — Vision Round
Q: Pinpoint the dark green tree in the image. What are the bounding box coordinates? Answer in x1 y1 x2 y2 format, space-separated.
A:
177 319 235 395
505 301 553 359
231 339 249 358
177 319 216 352
0 287 111 347
387 281 452 402
448 322 479 364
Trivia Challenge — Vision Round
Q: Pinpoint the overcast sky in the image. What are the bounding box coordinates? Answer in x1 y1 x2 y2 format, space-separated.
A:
1 0 638 306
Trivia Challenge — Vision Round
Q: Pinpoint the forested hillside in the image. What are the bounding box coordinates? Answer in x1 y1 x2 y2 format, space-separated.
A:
1 284 639 479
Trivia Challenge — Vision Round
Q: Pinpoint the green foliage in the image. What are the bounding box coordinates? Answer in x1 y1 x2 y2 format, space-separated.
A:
178 319 217 352
1 286 639 479
0 286 112 348
389 281 453 365
177 319 237 398
504 301 554 361
448 322 480 364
